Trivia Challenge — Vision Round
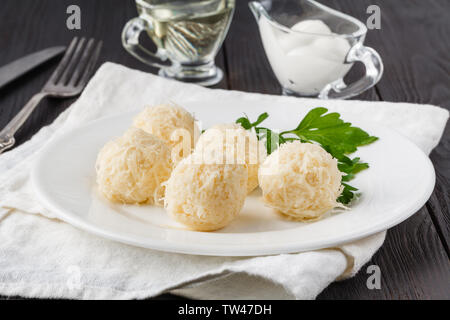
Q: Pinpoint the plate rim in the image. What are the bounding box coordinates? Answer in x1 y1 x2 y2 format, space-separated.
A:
31 110 436 256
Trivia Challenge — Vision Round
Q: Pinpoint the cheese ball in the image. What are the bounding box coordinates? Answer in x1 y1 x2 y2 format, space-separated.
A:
133 103 198 162
195 123 267 194
96 127 172 205
258 141 343 221
164 154 248 231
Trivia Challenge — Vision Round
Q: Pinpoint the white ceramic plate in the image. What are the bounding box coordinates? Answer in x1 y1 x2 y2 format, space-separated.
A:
31 99 435 256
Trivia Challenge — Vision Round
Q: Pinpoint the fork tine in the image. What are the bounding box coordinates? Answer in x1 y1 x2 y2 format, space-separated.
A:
77 41 103 88
46 37 79 85
69 38 95 86
58 37 87 85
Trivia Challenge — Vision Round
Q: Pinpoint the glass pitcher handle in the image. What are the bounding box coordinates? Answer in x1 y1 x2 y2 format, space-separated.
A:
121 17 172 69
319 43 384 100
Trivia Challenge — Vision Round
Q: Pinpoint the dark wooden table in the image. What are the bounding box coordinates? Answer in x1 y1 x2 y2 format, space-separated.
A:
1 0 449 300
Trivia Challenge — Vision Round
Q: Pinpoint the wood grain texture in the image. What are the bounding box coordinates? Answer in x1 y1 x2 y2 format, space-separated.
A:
331 0 450 251
317 0 450 300
427 173 450 254
0 0 449 300
223 0 280 94
0 0 228 149
223 0 380 100
318 207 450 299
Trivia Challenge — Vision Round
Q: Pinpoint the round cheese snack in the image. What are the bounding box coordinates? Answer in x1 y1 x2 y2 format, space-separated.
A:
164 154 248 231
195 123 267 194
96 127 172 205
133 103 198 162
258 141 343 221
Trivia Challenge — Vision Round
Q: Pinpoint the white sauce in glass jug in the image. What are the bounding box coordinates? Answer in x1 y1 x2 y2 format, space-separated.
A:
259 19 353 96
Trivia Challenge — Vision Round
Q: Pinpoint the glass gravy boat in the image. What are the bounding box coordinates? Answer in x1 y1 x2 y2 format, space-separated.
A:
249 0 383 99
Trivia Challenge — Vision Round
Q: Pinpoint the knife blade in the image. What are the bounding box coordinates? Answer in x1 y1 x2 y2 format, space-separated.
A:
0 46 66 90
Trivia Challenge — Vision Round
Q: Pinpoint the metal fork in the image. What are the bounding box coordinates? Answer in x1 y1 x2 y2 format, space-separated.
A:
0 37 103 154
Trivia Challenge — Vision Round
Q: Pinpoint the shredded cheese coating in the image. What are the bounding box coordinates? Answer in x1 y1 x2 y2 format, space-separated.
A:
258 141 343 221
164 154 248 231
195 123 267 194
96 128 172 205
133 103 198 162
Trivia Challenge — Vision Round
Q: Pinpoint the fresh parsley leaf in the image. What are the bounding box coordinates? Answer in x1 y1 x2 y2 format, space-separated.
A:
236 108 379 205
252 112 269 127
236 112 269 130
289 107 378 154
339 158 369 182
236 116 252 130
337 183 359 205
323 146 369 183
255 127 287 154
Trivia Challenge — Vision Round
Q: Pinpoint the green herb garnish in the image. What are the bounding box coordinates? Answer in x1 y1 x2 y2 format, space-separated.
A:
236 107 378 205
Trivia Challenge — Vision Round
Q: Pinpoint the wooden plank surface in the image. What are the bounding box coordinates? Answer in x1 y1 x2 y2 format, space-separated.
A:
317 0 450 299
0 0 228 149
0 0 449 300
336 0 450 252
223 0 380 101
225 0 450 300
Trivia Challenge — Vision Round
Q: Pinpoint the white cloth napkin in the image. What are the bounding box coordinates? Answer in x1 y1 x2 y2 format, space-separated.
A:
0 63 448 300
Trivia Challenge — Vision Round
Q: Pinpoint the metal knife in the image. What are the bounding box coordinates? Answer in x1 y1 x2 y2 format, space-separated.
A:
0 46 66 90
